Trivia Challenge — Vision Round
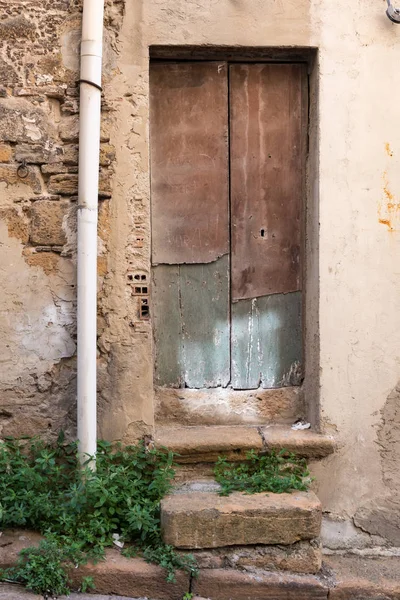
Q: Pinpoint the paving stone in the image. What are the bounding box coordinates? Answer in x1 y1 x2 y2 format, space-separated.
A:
0 530 42 567
192 568 328 600
0 584 41 599
326 555 400 599
71 549 190 600
161 491 322 549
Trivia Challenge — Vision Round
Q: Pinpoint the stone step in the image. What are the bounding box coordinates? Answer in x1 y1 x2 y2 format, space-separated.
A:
3 541 400 600
192 569 328 600
179 538 322 575
161 490 322 549
155 424 335 463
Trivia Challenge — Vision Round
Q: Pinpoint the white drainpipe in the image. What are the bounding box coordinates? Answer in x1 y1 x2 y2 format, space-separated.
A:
77 0 105 465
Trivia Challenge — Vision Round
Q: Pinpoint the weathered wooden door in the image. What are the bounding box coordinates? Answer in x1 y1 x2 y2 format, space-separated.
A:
150 61 306 390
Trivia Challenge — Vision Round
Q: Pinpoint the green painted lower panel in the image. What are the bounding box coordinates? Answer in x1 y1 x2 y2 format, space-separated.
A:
152 265 183 387
231 291 303 390
152 256 230 388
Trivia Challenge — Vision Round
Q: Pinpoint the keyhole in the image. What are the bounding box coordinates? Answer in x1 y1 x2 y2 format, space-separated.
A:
260 229 265 237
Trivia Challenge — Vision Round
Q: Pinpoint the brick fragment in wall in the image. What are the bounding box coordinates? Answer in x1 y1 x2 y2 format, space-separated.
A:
59 115 111 142
29 199 70 246
0 99 56 144
48 173 112 197
15 143 63 165
0 164 41 193
0 144 12 163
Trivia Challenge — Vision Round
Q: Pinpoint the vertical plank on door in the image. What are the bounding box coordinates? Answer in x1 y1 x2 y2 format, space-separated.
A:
230 63 305 301
229 63 306 389
231 292 303 390
152 258 230 388
150 62 229 265
150 61 230 389
152 265 183 387
180 256 230 388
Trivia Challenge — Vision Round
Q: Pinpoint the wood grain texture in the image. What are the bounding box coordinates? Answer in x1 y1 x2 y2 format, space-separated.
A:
152 265 183 387
231 292 303 390
153 256 230 388
150 62 229 265
230 63 306 301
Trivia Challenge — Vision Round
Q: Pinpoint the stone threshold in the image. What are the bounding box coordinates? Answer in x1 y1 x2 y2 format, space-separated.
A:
154 424 336 463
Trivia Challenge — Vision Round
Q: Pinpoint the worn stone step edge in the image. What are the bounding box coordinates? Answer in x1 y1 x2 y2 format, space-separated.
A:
2 543 400 600
155 424 335 462
161 490 322 549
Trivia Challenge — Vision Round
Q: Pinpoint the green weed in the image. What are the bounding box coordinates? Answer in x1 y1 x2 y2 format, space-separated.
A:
214 449 311 496
0 433 196 595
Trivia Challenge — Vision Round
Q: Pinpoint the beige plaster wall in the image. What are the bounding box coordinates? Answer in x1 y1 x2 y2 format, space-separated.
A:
2 0 400 546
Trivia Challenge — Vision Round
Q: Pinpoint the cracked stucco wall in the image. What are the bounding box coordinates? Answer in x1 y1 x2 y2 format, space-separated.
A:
1 0 400 547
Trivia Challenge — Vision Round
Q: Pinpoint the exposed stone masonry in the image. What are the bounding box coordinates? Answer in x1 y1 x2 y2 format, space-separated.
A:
0 0 127 440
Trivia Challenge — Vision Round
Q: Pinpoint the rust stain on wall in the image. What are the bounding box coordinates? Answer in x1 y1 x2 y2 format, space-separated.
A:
385 142 393 157
378 169 400 232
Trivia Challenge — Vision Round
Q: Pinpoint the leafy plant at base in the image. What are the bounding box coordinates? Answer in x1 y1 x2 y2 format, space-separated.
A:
0 433 197 595
2 538 86 597
214 449 311 496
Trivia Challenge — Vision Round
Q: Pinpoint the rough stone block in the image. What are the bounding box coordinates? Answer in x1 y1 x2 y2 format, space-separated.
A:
59 116 79 142
0 164 41 193
192 569 328 600
48 174 78 195
15 143 62 165
183 539 322 574
59 115 111 143
0 98 56 143
0 144 12 162
41 164 70 175
100 143 116 166
30 200 70 246
48 173 111 197
161 491 322 549
71 549 190 600
62 144 78 165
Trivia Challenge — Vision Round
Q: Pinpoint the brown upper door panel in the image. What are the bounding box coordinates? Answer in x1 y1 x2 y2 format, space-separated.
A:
150 62 229 265
230 63 306 301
